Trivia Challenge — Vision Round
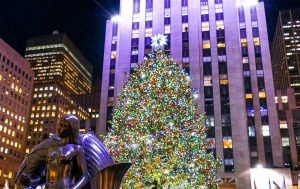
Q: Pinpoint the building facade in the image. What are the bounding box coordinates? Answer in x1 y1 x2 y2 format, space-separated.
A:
25 33 92 152
275 88 300 186
0 39 34 187
271 9 300 107
100 0 283 188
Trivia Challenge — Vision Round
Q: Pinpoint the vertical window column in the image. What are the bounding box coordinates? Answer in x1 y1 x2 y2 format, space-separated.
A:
164 0 171 54
182 0 189 74
130 0 140 72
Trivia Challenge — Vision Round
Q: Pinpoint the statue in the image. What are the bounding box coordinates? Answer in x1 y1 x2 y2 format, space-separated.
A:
15 114 131 189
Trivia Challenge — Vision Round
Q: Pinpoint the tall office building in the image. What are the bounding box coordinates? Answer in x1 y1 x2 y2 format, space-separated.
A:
271 9 300 107
100 0 284 187
25 33 92 152
0 39 34 187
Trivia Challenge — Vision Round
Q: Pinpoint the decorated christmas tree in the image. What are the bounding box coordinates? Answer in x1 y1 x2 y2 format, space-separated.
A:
104 35 221 188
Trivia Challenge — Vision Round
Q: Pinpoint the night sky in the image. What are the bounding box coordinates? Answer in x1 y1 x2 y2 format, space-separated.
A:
0 0 300 84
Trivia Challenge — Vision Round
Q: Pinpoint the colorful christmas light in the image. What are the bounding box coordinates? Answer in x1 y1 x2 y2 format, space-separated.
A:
104 49 222 188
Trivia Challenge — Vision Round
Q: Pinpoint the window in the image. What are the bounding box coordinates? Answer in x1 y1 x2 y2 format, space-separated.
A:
165 8 171 17
182 15 188 23
145 21 152 28
111 51 117 59
145 28 153 37
205 116 215 127
204 76 212 86
203 40 211 49
165 0 170 8
201 0 208 6
248 126 256 136
182 23 189 32
133 0 140 13
280 121 288 129
201 14 209 22
215 4 223 13
215 12 224 20
146 12 153 21
146 0 153 11
282 96 288 103
223 137 233 148
262 125 270 136
182 6 188 15
132 30 139 38
202 22 210 31
202 31 210 40
253 37 260 46
250 7 257 21
133 13 140 22
282 137 290 147
241 39 247 47
165 25 171 34
238 8 245 22
203 63 212 75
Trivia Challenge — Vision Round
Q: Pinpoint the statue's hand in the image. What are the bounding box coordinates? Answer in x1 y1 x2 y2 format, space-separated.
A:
19 174 31 186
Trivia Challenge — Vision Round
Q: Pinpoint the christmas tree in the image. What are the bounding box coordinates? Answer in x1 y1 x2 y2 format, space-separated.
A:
104 35 221 188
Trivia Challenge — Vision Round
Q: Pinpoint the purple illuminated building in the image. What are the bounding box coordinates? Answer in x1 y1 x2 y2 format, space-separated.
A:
100 0 283 187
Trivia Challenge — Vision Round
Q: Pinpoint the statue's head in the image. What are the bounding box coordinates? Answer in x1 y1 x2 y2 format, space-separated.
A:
57 114 80 144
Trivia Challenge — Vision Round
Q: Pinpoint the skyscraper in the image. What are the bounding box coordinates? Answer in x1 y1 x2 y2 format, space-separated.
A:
271 9 300 107
100 0 283 187
25 33 93 152
0 39 34 187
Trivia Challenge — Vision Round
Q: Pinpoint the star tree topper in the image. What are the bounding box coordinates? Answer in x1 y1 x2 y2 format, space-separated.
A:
151 34 168 49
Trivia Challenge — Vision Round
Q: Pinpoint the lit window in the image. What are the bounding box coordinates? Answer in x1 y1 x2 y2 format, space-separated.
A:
201 6 208 14
282 96 288 103
202 22 210 31
275 97 278 103
182 6 188 15
217 43 226 48
165 8 171 17
279 121 288 129
182 23 189 32
253 37 260 46
203 40 211 49
146 12 153 21
145 28 153 37
132 30 139 38
133 13 140 22
248 126 255 137
223 137 233 149
262 125 270 136
111 51 117 59
216 20 224 30
165 25 171 34
204 76 212 86
220 79 228 85
241 39 247 47
215 4 223 13
259 91 266 98
282 137 290 147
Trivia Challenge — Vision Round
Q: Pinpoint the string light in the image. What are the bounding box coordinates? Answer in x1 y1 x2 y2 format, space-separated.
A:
104 49 222 188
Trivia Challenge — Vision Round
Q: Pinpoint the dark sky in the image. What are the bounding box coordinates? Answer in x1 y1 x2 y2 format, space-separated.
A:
0 0 300 84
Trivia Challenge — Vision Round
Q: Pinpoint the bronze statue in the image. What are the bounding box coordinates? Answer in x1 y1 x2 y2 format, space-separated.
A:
16 114 131 189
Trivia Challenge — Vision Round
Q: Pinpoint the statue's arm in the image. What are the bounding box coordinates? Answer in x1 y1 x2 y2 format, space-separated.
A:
71 146 89 189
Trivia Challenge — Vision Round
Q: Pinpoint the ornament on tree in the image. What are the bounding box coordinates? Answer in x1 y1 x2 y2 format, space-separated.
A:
104 35 221 188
